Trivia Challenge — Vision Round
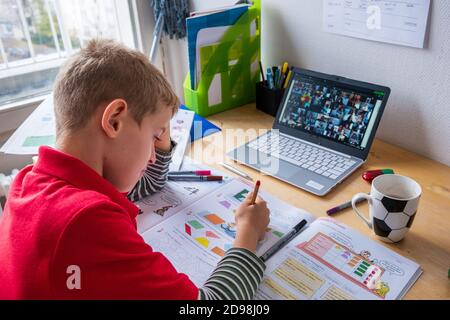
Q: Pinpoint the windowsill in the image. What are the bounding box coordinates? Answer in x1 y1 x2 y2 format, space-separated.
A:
0 93 49 114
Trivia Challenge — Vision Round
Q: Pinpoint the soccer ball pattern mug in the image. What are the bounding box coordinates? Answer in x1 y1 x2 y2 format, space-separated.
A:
351 174 421 243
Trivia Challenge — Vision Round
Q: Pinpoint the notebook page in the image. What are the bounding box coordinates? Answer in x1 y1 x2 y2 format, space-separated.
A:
255 217 421 300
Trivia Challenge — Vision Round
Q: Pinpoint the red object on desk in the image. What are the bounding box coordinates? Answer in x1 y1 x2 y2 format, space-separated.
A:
362 169 395 183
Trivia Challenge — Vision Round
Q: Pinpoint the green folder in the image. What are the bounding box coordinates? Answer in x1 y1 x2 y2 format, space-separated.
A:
184 0 261 117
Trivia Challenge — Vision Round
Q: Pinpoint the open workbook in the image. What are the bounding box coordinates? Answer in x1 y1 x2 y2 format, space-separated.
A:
137 159 422 300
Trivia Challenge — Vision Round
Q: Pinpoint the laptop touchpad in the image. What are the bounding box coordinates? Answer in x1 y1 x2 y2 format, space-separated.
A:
260 160 299 180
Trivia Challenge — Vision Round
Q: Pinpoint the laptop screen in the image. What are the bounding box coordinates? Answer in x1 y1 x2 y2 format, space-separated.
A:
278 72 386 151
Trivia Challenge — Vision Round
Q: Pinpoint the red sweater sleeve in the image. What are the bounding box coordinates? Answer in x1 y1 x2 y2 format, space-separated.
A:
50 202 199 299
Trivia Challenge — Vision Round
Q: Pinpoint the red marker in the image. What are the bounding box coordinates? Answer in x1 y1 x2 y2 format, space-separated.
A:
362 169 394 183
169 170 211 176
250 180 261 205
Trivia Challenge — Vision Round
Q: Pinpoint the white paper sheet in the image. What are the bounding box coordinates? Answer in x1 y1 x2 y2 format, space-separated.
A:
323 0 431 48
0 96 56 155
169 109 194 171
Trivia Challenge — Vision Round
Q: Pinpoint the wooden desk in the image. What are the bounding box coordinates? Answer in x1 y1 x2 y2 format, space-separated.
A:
188 104 450 300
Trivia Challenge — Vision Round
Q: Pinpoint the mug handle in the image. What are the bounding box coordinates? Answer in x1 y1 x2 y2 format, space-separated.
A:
352 193 373 229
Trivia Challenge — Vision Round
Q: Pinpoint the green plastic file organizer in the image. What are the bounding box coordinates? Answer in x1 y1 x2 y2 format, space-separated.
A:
184 1 261 117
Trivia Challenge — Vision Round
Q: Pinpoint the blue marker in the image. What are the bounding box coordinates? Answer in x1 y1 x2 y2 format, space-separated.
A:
266 67 274 89
274 68 281 89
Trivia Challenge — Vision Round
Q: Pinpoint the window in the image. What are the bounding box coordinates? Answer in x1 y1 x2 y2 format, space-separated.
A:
0 0 136 107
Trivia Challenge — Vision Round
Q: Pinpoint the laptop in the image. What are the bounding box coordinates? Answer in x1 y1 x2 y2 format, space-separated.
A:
228 68 390 196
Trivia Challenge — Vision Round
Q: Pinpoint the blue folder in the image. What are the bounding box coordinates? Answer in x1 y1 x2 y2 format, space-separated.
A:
180 105 221 142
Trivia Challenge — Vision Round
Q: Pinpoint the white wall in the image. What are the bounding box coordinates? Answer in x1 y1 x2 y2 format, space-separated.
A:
261 0 450 166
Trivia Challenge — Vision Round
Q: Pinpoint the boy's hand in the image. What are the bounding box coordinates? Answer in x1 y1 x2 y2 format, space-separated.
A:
233 192 270 253
155 126 171 152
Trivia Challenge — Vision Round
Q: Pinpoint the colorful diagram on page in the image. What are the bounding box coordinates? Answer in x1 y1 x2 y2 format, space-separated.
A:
296 232 389 298
183 214 232 257
223 188 286 239
176 179 309 260
195 206 286 255
197 205 284 241
197 210 238 239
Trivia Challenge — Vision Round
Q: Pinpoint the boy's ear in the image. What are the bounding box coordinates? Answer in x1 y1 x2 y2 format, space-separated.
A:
101 99 128 138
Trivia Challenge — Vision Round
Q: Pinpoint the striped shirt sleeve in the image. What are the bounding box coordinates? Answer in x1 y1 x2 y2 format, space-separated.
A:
198 247 266 300
127 140 177 202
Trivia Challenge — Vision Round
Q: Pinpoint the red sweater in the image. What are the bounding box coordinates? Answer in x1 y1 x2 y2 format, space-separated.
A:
0 146 198 299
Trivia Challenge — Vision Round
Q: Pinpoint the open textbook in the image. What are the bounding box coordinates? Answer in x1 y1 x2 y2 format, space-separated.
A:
138 159 422 300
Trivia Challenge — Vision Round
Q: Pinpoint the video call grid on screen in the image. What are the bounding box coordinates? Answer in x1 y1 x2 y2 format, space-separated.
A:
278 73 385 150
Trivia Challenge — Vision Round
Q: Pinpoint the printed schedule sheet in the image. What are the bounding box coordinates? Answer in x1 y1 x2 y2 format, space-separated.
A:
323 0 431 48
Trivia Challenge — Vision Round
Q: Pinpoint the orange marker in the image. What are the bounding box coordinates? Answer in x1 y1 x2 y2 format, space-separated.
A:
250 180 261 205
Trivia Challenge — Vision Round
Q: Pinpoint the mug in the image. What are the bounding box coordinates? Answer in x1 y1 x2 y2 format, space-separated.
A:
352 174 421 243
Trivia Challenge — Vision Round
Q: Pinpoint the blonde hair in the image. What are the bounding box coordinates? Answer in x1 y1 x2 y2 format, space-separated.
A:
53 39 179 136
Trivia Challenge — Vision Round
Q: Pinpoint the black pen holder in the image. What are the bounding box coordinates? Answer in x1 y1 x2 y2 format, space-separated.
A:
255 81 285 117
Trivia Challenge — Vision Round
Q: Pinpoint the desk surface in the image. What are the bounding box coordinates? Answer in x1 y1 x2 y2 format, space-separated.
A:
188 104 450 300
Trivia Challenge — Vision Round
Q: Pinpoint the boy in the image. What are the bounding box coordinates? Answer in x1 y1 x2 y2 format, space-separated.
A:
0 40 270 299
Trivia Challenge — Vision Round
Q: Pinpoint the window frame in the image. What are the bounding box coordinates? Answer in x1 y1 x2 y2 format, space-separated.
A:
0 0 139 115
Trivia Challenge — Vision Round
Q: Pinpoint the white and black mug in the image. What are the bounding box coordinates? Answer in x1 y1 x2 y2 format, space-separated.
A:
352 174 421 243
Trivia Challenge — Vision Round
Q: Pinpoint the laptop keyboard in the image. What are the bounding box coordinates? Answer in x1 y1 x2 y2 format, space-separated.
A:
247 134 356 180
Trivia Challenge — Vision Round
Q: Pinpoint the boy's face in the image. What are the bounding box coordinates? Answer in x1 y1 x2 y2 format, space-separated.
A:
103 104 173 193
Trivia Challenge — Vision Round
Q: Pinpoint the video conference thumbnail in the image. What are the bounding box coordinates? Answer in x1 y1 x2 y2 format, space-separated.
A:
279 75 381 149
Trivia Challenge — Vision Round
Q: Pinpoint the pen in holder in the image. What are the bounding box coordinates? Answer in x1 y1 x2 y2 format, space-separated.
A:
255 81 285 117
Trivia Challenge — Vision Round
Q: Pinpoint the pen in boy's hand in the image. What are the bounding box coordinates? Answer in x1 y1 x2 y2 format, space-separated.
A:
250 180 261 205
219 162 253 181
